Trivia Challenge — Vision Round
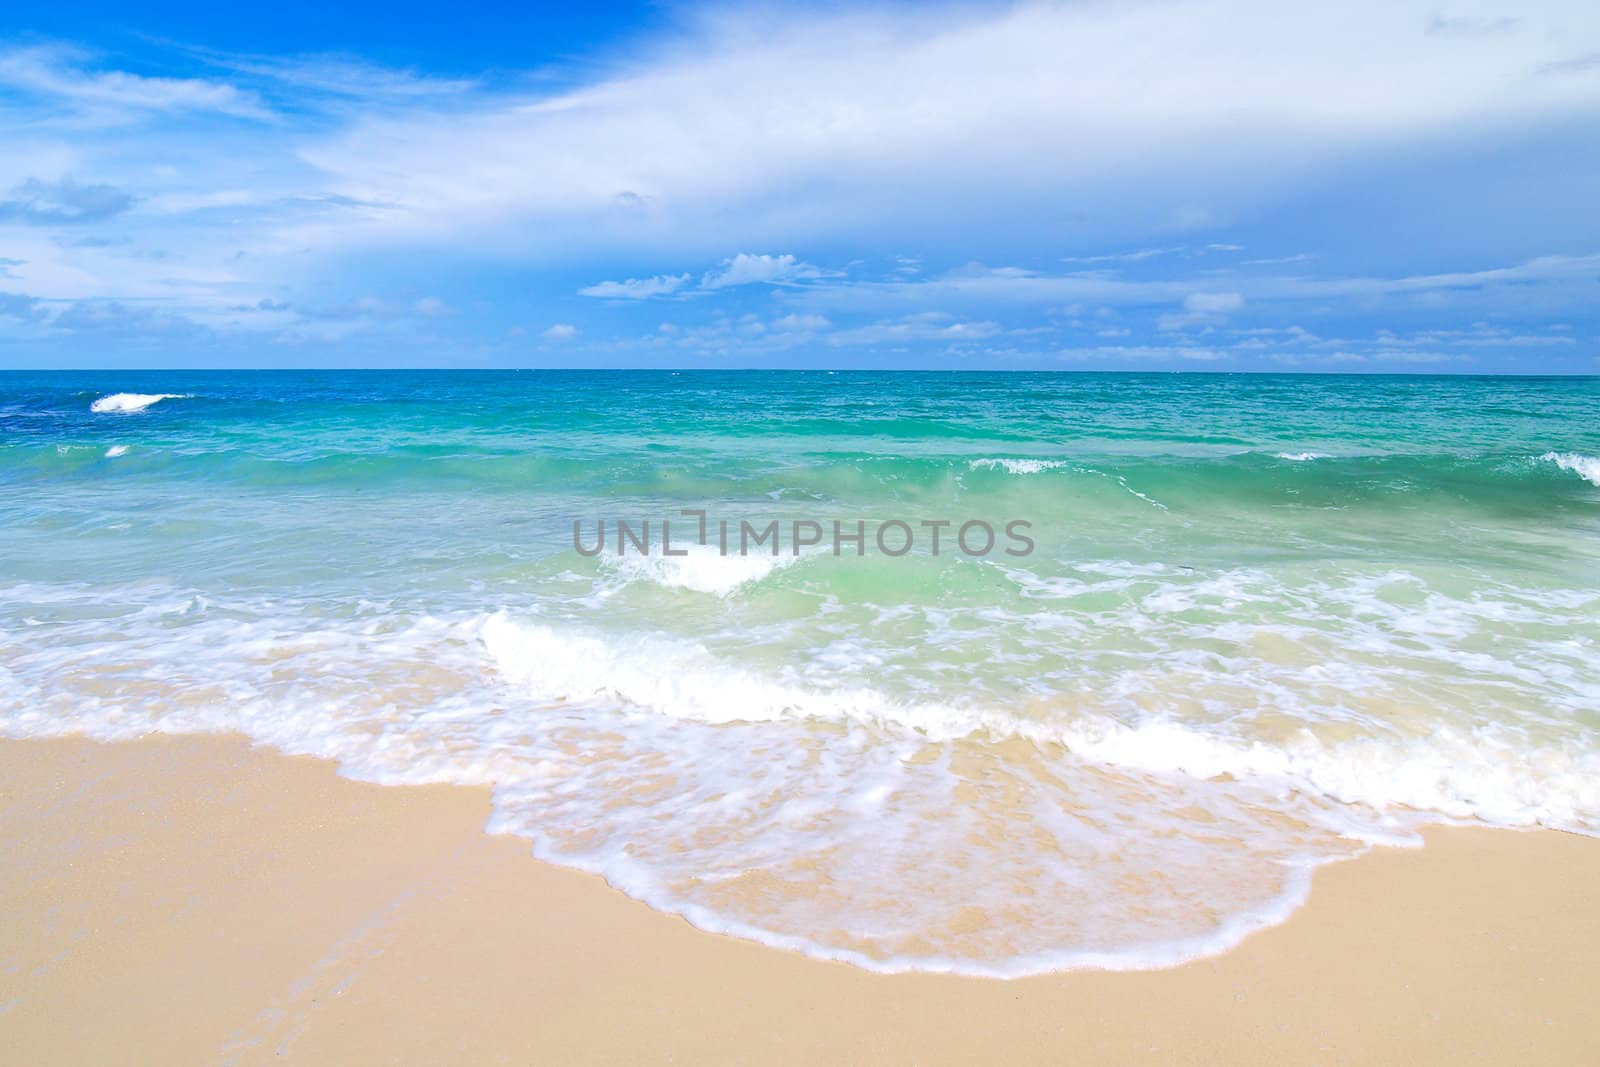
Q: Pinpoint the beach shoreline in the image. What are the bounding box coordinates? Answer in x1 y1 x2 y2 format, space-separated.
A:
2 732 1594 1066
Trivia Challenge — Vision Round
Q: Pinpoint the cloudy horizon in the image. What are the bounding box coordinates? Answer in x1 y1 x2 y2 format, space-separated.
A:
2 0 1598 370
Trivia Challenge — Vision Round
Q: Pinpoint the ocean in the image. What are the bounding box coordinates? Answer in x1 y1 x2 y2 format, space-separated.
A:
2 370 1597 976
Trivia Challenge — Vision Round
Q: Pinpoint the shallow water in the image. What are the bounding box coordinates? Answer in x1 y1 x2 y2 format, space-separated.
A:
2 370 1597 974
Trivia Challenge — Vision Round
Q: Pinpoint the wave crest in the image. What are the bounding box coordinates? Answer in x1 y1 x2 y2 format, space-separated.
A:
478 613 1600 833
601 545 799 596
90 392 189 414
969 458 1067 474
1541 451 1600 487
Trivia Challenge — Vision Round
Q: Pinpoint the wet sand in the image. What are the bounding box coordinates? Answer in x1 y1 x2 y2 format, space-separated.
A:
1 733 1595 1065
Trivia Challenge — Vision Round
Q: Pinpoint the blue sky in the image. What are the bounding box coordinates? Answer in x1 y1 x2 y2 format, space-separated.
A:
1 0 1597 371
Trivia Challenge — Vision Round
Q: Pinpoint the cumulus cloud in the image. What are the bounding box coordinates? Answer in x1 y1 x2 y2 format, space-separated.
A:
1158 289 1246 329
542 323 578 340
701 253 821 289
772 313 830 333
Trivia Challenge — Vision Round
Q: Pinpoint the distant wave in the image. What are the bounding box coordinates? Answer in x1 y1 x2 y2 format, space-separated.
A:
1541 451 1600 487
1274 451 1330 462
104 445 129 458
969 458 1067 475
90 392 189 414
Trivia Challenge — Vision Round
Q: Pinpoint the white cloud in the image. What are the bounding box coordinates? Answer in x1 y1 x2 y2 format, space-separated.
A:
2 1 1596 364
772 313 830 332
578 273 691 299
790 254 1600 319
0 46 269 122
579 254 823 299
1056 344 1230 362
627 311 831 356
700 253 820 289
200 52 477 100
1241 253 1317 266
1374 323 1577 348
1159 289 1245 329
1061 247 1182 265
827 312 1001 346
0 177 133 224
542 322 578 340
289 0 1600 254
1183 292 1245 315
137 189 259 215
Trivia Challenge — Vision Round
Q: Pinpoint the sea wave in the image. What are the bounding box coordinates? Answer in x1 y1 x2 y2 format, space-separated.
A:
480 611 907 725
1540 451 1600 487
477 612 1600 834
7 371 1600 977
90 392 189 414
1054 715 1600 832
600 545 800 596
3 586 1598 976
0 599 1353 975
968 457 1067 474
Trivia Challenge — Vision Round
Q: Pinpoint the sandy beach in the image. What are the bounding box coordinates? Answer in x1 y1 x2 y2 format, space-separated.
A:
1 733 1594 1066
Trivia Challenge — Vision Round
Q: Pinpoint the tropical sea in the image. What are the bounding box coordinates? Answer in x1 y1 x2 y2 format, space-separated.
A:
2 370 1598 976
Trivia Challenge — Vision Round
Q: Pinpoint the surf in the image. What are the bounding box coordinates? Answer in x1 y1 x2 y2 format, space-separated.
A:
89 392 189 414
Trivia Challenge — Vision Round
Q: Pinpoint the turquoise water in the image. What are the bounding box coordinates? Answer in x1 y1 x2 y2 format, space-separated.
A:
3 371 1598 973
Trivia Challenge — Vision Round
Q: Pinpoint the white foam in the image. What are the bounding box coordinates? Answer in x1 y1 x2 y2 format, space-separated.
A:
1275 451 1330 461
0 593 1354 975
969 458 1066 474
90 393 189 414
1053 716 1600 832
480 612 930 727
1541 451 1600 487
601 545 799 596
4 563 1598 977
104 445 129 458
510 826 1325 978
477 611 1600 833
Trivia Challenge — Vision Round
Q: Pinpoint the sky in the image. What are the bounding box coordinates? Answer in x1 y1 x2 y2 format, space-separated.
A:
0 0 1598 371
